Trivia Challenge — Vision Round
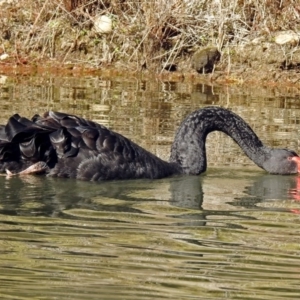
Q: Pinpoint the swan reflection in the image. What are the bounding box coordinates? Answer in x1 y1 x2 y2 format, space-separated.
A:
0 171 299 220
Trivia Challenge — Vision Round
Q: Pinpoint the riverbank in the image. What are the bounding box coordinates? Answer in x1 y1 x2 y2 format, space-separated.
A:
0 0 300 87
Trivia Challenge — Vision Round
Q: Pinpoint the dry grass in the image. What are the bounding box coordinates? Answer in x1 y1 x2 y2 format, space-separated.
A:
0 0 299 71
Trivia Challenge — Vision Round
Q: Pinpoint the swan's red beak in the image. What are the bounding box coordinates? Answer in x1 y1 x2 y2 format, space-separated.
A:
292 156 300 173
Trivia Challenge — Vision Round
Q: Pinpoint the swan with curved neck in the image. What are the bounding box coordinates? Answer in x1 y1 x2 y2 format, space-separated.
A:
0 106 299 180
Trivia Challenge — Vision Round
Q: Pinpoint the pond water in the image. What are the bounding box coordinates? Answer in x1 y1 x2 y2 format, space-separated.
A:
0 74 300 299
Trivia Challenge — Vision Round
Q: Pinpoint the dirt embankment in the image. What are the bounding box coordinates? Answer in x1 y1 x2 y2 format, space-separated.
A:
0 0 300 86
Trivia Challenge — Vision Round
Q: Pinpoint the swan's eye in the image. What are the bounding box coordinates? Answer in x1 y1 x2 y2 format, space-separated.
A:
287 156 293 161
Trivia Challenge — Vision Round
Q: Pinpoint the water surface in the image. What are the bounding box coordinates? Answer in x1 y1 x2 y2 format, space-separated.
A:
0 75 300 299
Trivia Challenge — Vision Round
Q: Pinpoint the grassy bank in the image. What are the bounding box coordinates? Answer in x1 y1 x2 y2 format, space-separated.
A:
0 0 300 84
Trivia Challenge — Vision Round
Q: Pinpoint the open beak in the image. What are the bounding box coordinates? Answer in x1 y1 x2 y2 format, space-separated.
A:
292 156 300 173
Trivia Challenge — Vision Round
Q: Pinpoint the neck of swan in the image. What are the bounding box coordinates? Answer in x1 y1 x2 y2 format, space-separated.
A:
169 107 269 175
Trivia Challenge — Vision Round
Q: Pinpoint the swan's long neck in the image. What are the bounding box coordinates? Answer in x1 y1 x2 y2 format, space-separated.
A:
169 106 269 175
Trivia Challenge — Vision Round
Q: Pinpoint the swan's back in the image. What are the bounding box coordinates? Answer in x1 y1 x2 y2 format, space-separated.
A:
1 107 300 180
0 111 177 180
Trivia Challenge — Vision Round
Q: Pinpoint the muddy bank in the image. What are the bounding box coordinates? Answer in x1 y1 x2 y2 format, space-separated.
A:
1 53 299 89
1 36 300 88
0 0 300 87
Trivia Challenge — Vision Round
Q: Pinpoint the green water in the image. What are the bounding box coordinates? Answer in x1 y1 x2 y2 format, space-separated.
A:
0 75 300 299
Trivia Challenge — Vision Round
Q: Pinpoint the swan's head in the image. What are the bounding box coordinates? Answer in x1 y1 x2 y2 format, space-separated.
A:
263 149 300 175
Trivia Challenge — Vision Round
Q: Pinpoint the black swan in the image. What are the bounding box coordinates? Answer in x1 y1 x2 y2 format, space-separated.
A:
0 106 299 181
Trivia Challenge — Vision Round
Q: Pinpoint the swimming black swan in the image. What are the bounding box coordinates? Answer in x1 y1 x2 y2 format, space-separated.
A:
0 106 299 180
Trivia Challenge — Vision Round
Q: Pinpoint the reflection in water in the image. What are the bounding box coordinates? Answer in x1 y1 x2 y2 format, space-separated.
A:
1 166 300 299
1 76 300 299
2 172 299 218
0 172 299 299
234 174 300 209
